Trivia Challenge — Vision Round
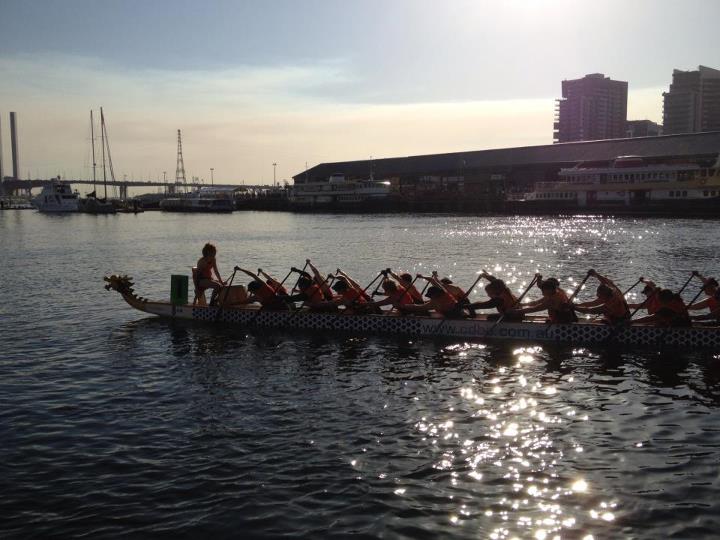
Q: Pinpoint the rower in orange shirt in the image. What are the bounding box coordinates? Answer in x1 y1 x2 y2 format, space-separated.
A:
573 270 630 324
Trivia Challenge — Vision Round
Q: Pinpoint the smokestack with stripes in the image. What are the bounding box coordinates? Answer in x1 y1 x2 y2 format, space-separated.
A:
10 112 19 180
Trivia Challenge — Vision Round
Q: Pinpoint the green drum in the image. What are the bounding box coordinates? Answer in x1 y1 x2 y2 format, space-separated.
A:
170 274 189 305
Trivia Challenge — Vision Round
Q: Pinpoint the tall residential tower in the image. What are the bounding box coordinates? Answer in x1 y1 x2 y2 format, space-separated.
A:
554 73 628 143
663 65 720 135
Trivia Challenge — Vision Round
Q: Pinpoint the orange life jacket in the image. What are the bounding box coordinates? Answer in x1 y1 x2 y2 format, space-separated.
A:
645 293 661 315
434 292 459 316
303 284 325 304
496 289 518 313
445 284 465 300
341 288 367 304
387 289 413 307
603 292 630 321
253 283 287 309
269 282 288 295
405 284 423 303
707 292 719 315
657 295 691 326
548 289 577 323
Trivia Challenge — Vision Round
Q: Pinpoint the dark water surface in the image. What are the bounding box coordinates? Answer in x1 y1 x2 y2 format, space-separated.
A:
2 210 720 539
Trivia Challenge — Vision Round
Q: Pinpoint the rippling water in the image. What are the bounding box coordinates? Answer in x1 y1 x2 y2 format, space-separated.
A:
2 210 720 539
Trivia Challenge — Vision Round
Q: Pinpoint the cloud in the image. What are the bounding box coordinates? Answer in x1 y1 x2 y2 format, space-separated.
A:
0 52 662 186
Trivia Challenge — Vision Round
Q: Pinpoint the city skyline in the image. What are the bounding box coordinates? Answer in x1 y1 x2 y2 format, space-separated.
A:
1 0 719 185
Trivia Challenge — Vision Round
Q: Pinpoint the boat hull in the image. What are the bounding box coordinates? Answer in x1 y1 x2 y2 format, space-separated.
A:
130 299 720 349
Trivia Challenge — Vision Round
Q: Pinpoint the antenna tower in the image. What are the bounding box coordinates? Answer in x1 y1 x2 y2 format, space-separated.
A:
175 129 187 193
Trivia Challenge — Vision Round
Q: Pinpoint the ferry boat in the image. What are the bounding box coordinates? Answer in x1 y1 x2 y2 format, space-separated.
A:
33 180 80 213
104 274 720 349
160 187 235 213
290 173 394 209
511 155 720 214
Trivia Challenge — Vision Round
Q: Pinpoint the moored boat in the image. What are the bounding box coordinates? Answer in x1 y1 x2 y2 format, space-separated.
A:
509 154 720 215
33 179 80 213
104 275 720 349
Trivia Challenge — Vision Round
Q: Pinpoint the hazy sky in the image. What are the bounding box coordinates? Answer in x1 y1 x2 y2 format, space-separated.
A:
1 0 718 186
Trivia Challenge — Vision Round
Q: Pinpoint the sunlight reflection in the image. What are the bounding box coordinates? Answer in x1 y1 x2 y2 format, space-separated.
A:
410 342 610 538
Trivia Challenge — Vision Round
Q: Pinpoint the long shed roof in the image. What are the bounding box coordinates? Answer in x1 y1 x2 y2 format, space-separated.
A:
293 132 720 181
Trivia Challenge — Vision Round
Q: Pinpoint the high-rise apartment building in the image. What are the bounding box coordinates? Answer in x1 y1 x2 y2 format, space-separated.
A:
554 73 628 143
662 65 720 134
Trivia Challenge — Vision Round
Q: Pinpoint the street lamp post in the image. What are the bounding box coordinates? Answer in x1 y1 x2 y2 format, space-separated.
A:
210 168 214 186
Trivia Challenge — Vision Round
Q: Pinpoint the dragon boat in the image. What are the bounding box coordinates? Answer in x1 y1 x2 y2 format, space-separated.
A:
104 275 720 349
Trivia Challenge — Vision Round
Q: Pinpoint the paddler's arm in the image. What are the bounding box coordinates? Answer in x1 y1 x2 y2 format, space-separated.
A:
573 304 604 314
575 298 604 308
692 307 720 321
589 270 622 294
258 269 282 290
398 300 433 314
336 269 363 292
366 296 394 308
688 297 712 311
212 260 224 284
468 298 501 310
631 314 659 325
511 297 550 315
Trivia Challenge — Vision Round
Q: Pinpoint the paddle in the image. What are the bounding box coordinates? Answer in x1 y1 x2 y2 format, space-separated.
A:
486 273 540 335
432 270 486 334
213 266 238 321
622 277 643 297
677 270 699 296
354 270 385 300
290 261 310 296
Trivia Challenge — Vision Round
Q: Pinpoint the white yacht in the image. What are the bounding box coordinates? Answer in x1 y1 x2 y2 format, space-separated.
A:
34 180 80 213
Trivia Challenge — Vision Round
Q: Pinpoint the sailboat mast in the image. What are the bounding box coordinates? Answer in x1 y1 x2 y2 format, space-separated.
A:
100 107 107 200
90 110 97 193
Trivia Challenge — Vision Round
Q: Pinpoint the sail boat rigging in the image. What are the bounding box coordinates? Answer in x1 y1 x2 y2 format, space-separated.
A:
79 107 116 214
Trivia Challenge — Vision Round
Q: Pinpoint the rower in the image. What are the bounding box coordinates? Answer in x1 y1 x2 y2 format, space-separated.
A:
468 273 521 321
388 270 424 304
398 274 465 318
688 274 720 322
507 276 578 323
367 278 414 312
284 275 333 311
336 269 373 302
306 260 335 300
258 269 289 295
235 268 289 310
627 280 661 315
633 288 691 327
308 275 371 313
573 270 630 324
439 275 476 317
